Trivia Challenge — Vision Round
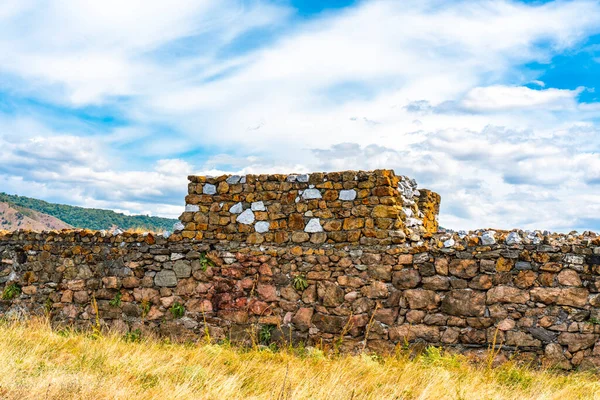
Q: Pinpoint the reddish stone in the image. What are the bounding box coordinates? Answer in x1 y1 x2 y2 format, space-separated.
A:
249 300 272 315
292 307 314 332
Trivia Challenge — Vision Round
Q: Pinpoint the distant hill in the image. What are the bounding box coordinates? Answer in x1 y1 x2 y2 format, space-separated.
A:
0 193 178 232
0 202 72 231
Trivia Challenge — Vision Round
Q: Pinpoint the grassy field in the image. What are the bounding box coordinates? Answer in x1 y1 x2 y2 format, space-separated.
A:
1 320 599 400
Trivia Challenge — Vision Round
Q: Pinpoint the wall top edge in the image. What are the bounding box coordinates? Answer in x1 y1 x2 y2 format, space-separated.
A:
1 228 599 248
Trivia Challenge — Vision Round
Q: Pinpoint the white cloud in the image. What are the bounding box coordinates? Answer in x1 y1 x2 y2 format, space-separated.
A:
2 0 600 231
461 85 583 112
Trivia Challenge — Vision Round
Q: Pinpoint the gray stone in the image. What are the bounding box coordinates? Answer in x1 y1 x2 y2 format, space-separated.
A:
251 201 266 211
528 327 556 343
339 189 357 201
505 231 521 245
185 204 199 212
480 231 496 245
226 175 241 184
565 254 584 265
515 261 532 270
304 218 323 233
230 202 243 214
297 174 309 183
527 231 542 244
236 209 255 225
203 184 217 195
286 175 297 182
173 260 192 278
154 270 177 287
443 238 455 248
255 221 270 233
240 176 247 183
301 189 322 200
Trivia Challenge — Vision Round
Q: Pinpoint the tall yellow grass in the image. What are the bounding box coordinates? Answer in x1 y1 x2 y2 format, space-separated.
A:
1 319 599 400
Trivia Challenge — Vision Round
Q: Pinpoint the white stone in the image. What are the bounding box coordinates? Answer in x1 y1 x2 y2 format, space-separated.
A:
236 209 255 225
185 204 199 212
229 202 243 214
255 221 270 233
309 184 315 188
162 231 171 239
295 196 300 203
480 231 496 245
240 176 247 184
286 175 297 182
203 184 217 195
173 222 185 232
301 188 321 199
251 201 266 211
297 174 309 182
406 218 422 227
222 252 236 264
304 218 323 233
443 238 455 248
171 253 185 261
402 207 413 218
226 175 241 184
527 231 542 245
339 189 357 201
505 232 522 245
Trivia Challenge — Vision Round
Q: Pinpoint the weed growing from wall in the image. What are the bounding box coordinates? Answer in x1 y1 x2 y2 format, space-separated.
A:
1 283 20 300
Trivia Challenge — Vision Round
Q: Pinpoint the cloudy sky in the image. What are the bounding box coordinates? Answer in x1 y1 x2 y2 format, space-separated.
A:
1 0 600 232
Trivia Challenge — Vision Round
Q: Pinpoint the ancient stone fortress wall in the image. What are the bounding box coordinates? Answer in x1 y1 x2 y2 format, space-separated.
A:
1 170 600 371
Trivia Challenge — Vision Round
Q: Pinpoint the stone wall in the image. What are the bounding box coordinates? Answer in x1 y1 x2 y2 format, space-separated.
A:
180 169 440 245
1 170 600 371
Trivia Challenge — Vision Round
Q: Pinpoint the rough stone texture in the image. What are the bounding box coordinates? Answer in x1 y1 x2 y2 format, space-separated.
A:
154 270 177 287
3 169 600 370
181 170 439 245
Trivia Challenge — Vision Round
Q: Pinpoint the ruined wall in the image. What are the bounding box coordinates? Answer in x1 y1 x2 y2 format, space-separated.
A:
2 170 600 371
180 170 440 245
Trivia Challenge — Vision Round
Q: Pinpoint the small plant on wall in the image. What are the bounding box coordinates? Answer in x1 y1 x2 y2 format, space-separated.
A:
293 274 308 291
199 252 215 271
1 283 20 300
170 302 185 319
109 292 122 307
258 324 276 345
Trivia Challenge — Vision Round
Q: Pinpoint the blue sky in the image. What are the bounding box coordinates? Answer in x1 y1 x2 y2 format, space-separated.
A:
1 0 600 232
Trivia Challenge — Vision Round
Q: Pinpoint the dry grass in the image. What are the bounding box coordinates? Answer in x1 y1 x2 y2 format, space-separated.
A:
0 319 599 400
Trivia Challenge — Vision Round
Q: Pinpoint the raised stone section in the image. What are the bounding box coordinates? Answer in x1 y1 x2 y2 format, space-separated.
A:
3 170 600 371
180 170 440 245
